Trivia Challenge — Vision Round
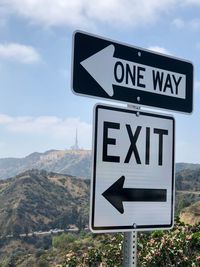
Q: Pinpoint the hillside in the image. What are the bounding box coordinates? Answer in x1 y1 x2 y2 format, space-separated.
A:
0 152 199 234
0 166 198 237
0 221 199 266
180 200 200 225
0 167 199 265
0 149 92 180
175 162 200 173
0 149 199 181
0 169 90 237
175 168 200 224
176 168 200 191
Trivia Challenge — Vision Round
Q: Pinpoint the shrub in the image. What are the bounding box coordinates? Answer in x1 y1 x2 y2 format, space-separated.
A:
59 221 200 267
52 233 76 249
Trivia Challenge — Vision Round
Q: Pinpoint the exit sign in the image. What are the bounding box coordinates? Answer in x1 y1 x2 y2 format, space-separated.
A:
90 104 175 233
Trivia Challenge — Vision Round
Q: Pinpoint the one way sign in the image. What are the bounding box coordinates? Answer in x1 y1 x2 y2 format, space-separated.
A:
90 104 175 233
72 31 193 113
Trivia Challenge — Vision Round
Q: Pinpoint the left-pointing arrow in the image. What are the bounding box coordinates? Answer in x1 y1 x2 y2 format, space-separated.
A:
102 176 167 214
80 45 115 97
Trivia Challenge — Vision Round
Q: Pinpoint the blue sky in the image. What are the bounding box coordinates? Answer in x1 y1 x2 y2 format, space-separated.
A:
0 0 200 163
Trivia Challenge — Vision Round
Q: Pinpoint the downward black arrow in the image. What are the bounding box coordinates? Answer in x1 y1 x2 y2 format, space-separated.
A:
102 176 167 214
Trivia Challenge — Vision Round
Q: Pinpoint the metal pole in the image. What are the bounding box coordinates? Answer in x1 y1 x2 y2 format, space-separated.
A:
123 231 137 267
123 104 139 267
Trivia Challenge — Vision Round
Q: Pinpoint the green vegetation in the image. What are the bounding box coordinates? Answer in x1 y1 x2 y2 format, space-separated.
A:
0 164 199 265
175 191 200 216
138 219 200 266
175 163 200 173
180 200 200 225
0 220 199 266
176 168 200 191
0 165 200 238
0 170 90 237
53 220 200 267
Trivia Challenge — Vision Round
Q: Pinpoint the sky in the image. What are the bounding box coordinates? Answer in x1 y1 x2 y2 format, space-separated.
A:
0 0 200 163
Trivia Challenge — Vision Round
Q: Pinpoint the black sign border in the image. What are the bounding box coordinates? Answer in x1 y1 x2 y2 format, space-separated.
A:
72 30 193 114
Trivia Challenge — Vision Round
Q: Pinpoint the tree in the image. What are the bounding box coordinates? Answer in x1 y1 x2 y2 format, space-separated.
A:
12 224 21 238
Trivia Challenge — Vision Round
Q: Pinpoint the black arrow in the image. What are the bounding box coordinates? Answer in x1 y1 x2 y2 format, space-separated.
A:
102 176 167 214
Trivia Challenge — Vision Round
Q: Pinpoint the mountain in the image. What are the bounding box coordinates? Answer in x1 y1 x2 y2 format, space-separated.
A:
175 163 200 173
0 147 199 181
175 167 200 224
175 168 200 191
180 201 200 225
0 169 90 237
0 149 92 180
0 165 199 237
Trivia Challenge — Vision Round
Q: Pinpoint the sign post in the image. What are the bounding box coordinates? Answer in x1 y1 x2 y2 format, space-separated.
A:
123 231 137 267
71 30 193 266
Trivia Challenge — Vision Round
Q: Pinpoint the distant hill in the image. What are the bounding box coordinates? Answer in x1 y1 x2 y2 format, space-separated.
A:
180 200 200 225
175 167 200 224
0 165 199 236
175 163 200 173
0 149 199 181
175 191 200 216
0 149 92 180
0 169 90 237
176 168 200 191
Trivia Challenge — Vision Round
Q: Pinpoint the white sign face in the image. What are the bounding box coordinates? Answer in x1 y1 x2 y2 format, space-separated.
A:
90 104 175 233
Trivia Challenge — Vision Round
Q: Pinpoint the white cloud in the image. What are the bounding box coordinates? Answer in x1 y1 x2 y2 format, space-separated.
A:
172 18 185 28
0 114 13 124
189 18 200 30
0 114 92 151
0 43 41 63
182 0 200 5
148 46 172 55
3 0 177 29
172 17 200 31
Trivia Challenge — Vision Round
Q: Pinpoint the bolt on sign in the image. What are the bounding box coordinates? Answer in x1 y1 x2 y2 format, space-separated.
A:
72 31 193 113
90 104 175 233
